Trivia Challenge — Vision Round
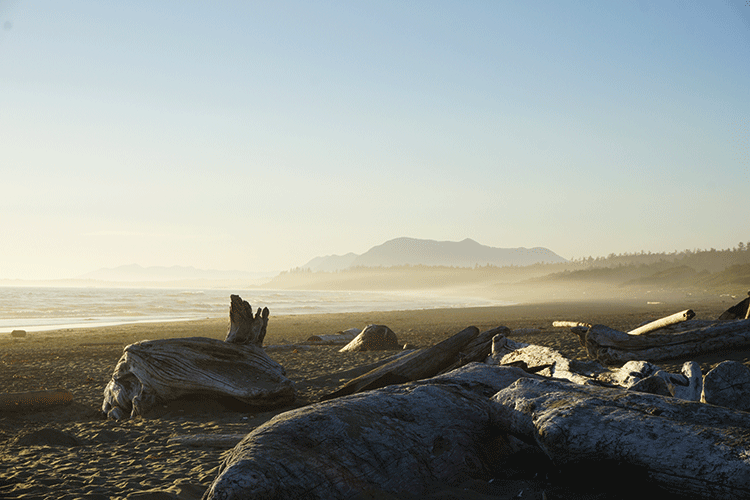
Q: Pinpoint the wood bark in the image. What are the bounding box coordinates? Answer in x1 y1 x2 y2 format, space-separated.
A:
627 309 695 335
491 377 750 499
204 363 535 500
0 389 74 412
582 319 750 364
321 326 479 401
224 294 269 346
102 337 294 419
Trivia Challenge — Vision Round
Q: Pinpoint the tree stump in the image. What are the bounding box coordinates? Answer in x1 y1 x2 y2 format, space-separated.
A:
224 294 269 346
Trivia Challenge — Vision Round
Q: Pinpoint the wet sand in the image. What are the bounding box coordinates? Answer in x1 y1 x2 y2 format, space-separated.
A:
1 297 746 499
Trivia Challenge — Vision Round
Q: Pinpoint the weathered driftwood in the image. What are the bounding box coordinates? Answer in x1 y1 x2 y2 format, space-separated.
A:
580 318 750 364
224 294 269 346
339 324 399 352
204 363 534 500
322 326 479 400
701 360 750 410
491 377 750 499
552 320 591 329
490 336 703 400
0 389 74 412
102 337 294 419
627 309 695 335
10 329 26 338
437 326 510 375
718 293 750 320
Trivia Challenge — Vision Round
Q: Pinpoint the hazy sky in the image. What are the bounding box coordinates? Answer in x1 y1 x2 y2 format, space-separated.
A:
1 1 749 279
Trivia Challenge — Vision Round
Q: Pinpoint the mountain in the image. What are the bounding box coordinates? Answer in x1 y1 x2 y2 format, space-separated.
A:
302 237 567 271
78 264 275 283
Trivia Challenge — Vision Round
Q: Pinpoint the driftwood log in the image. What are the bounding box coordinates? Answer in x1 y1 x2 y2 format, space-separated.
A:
204 363 535 500
224 294 269 345
322 326 479 400
102 337 294 419
0 389 74 412
491 377 750 499
579 318 750 364
339 324 399 352
627 309 695 335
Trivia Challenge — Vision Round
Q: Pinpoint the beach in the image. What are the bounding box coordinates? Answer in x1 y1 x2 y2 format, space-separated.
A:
1 297 745 499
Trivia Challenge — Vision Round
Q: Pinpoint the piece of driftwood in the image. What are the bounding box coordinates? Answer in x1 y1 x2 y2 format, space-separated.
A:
701 360 750 410
580 319 750 364
718 293 750 320
102 337 294 419
204 363 534 500
552 321 591 329
627 309 695 335
437 326 510 375
10 329 26 338
491 377 750 499
489 337 703 401
224 294 269 346
339 324 399 352
322 326 479 400
0 389 74 412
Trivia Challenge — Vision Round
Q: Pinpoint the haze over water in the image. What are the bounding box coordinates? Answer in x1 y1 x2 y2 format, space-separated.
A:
0 287 506 334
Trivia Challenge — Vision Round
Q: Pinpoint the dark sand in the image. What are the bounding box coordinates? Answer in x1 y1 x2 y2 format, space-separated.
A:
1 297 746 499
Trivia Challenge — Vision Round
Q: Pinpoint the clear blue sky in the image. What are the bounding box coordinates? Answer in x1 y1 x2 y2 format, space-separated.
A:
1 0 749 279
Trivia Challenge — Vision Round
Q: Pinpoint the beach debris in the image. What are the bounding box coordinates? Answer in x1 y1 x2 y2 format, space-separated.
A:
509 327 541 335
577 319 750 364
204 363 535 500
626 309 695 335
490 337 703 401
323 325 480 400
224 294 269 346
552 321 591 329
701 360 750 410
718 291 750 320
0 388 74 412
339 324 399 352
491 377 750 499
10 329 26 338
102 337 294 419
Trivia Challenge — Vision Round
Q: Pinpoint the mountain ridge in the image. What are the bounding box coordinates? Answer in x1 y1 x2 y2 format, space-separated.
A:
302 237 567 272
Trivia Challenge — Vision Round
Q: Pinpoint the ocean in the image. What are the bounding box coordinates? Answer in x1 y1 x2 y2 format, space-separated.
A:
0 286 507 334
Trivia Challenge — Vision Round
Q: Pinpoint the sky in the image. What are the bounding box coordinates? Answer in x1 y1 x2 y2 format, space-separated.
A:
1 0 749 280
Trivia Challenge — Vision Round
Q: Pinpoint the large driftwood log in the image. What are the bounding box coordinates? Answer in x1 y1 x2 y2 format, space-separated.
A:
224 295 269 346
321 326 479 400
491 377 750 499
718 293 750 320
102 337 294 419
204 363 535 500
581 319 750 364
627 309 695 335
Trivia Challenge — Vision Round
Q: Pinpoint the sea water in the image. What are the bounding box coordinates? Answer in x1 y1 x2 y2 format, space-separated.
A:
0 286 507 333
